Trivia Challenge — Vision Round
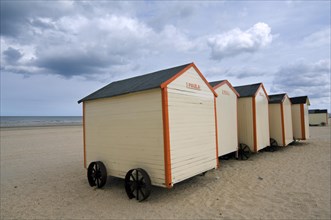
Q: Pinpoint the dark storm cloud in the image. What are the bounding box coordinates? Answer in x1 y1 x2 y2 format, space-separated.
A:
0 0 155 78
0 1 198 78
3 47 23 63
34 50 127 77
0 1 72 37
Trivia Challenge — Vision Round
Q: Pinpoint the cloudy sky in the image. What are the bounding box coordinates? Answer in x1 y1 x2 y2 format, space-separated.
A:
1 1 330 116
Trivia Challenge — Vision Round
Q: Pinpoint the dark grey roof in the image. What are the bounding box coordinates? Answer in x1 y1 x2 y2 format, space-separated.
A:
268 93 286 104
290 96 309 104
209 80 225 87
309 109 328 114
233 83 262 98
78 63 192 103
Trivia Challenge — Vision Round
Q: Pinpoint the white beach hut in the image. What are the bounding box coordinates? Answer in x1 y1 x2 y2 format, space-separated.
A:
234 83 270 155
209 80 239 157
78 63 219 201
290 96 310 140
309 109 328 126
268 94 293 146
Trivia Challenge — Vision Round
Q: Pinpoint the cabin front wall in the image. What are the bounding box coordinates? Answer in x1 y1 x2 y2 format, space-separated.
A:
167 67 217 185
268 104 282 146
292 104 303 140
237 97 254 151
309 113 328 125
283 97 293 145
215 84 238 156
255 87 270 151
303 104 309 139
84 89 165 187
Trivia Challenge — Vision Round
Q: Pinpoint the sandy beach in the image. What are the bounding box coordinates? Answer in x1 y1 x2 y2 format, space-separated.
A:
1 125 330 219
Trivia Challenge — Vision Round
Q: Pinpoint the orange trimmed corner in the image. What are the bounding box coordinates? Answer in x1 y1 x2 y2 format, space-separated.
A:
160 63 193 88
213 80 240 97
160 62 218 97
161 87 172 188
254 83 269 101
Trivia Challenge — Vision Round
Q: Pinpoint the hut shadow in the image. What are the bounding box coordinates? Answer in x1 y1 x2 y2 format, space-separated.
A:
96 171 219 203
289 141 309 147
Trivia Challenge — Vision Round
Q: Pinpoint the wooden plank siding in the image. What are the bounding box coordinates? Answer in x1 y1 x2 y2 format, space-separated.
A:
303 104 310 139
292 103 309 140
167 67 217 185
214 83 238 156
84 89 166 187
291 104 302 140
283 97 294 145
268 96 293 147
237 97 254 151
269 104 283 146
309 113 328 125
254 87 270 151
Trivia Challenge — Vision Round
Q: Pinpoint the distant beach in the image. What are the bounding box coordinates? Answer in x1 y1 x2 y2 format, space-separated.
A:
0 116 82 128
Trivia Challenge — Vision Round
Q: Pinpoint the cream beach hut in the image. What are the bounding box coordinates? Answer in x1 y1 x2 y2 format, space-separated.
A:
209 80 239 157
268 94 293 147
308 109 328 126
234 83 270 155
290 96 310 140
78 63 219 201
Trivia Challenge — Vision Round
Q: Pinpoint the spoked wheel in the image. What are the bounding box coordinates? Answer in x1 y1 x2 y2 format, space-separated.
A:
237 143 251 160
125 168 151 202
87 161 107 188
265 138 278 152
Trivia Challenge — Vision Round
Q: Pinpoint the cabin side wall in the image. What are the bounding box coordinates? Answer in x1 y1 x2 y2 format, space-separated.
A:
303 104 310 139
167 67 217 185
84 89 165 187
309 113 328 125
292 104 302 139
237 97 254 150
215 84 238 156
268 104 282 146
283 97 293 145
255 87 270 151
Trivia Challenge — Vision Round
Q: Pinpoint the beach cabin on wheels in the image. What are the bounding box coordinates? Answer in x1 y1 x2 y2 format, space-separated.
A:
309 109 328 126
290 96 310 140
209 80 239 158
234 83 270 158
78 63 219 201
268 94 293 147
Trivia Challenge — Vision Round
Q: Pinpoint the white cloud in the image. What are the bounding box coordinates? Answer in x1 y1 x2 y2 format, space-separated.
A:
158 25 197 51
207 22 273 60
206 66 267 79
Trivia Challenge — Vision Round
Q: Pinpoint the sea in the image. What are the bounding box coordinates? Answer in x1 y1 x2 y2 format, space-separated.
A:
0 116 82 128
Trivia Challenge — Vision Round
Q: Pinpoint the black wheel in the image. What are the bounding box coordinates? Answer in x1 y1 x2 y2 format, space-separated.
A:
125 168 151 202
237 143 251 160
87 161 107 188
270 138 278 147
266 138 278 152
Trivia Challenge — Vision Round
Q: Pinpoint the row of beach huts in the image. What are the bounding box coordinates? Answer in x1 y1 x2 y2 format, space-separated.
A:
78 63 327 201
